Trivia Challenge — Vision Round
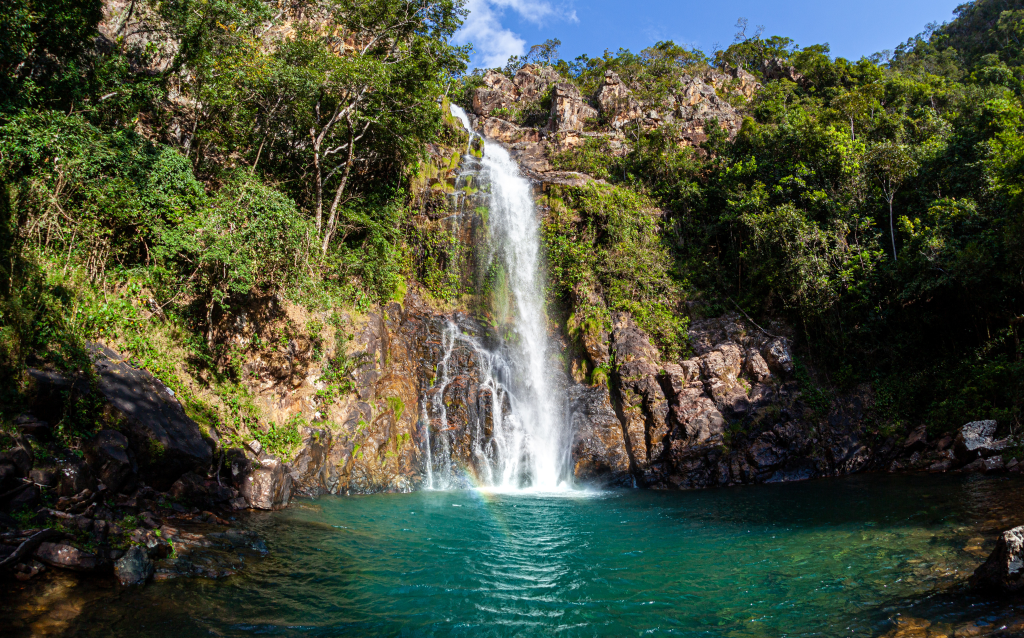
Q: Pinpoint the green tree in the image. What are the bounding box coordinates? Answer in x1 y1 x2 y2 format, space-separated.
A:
867 142 917 261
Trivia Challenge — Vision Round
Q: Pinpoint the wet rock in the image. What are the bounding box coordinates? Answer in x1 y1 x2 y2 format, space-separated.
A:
568 384 631 487
12 559 46 581
114 545 153 585
85 429 137 494
971 525 1024 593
238 456 292 510
33 542 100 571
748 432 785 469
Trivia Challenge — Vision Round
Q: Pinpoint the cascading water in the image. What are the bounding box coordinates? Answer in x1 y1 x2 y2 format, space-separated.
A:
422 105 569 491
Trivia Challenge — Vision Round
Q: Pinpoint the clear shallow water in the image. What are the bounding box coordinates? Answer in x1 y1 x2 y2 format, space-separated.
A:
38 474 1024 636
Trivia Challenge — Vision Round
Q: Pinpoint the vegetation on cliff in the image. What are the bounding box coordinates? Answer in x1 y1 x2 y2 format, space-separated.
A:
481 0 1024 436
1 0 1022 454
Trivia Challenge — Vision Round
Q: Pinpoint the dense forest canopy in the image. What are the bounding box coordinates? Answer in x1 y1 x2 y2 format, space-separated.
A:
0 0 1022 448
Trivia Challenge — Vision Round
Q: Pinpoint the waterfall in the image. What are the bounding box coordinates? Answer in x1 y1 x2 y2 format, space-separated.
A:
422 104 569 491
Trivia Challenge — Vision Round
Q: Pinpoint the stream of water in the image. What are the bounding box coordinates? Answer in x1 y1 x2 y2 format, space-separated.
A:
425 106 568 491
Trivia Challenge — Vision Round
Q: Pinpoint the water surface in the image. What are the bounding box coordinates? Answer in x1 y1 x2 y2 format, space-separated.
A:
25 474 1024 636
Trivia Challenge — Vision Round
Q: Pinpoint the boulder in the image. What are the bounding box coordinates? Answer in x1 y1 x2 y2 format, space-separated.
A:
550 82 598 133
955 420 1007 463
168 471 210 505
745 350 772 383
237 456 292 510
0 441 33 477
761 338 794 374
56 455 97 497
700 344 742 383
1 483 40 513
971 525 1024 593
903 424 928 453
668 383 725 446
85 429 137 494
568 384 632 486
33 542 100 571
114 545 153 585
28 468 57 487
89 343 213 490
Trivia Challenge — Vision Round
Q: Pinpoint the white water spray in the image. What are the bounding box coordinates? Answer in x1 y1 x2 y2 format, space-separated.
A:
424 105 568 491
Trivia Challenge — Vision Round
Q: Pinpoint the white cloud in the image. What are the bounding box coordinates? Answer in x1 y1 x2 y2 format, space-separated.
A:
455 0 576 70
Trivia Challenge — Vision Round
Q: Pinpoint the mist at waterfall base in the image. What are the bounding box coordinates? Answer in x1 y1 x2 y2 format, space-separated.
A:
60 474 1024 637
423 105 568 492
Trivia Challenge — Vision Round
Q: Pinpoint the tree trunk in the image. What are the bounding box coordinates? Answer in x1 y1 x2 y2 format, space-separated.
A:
889 196 897 261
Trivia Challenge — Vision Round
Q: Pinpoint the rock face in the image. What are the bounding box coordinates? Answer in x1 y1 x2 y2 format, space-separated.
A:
559 310 936 490
471 69 519 116
971 525 1024 593
760 58 806 85
550 82 598 133
568 384 632 487
610 312 671 470
593 70 643 129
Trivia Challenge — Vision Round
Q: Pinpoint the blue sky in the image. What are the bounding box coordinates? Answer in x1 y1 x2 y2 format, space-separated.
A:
455 0 966 70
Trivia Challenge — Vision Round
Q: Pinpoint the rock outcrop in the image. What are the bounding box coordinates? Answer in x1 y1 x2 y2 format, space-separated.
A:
593 70 643 129
568 384 632 487
550 82 598 133
971 525 1024 593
